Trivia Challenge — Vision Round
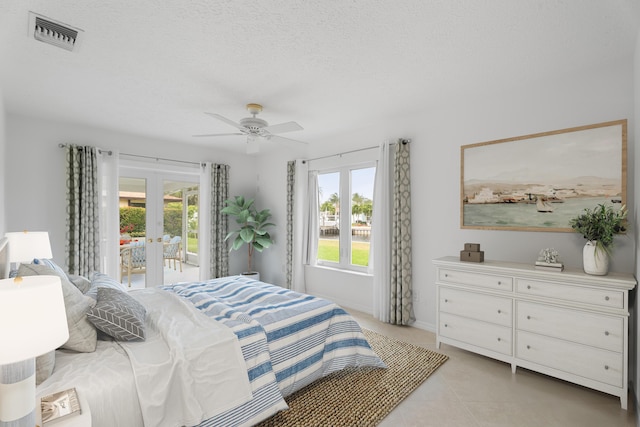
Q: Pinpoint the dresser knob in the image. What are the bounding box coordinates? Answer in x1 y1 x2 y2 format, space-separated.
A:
527 285 531 290
526 345 531 350
605 296 610 301
497 337 501 342
604 365 609 370
527 315 531 320
605 331 610 336
497 281 501 285
444 299 448 303
445 274 449 277
444 324 448 328
497 309 501 314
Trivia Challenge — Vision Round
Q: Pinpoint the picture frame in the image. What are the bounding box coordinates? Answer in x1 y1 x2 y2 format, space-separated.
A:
460 119 627 232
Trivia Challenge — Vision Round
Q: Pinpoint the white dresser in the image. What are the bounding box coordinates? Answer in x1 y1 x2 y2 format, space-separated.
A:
433 256 637 409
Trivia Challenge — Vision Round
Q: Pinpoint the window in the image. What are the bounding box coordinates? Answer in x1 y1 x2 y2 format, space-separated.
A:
317 163 375 272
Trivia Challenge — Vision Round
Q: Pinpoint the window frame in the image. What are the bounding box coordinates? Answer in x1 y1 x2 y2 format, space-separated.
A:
315 161 376 273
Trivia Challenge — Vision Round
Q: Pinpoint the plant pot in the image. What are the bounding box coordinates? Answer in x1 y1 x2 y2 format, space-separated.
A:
583 240 609 276
242 271 260 281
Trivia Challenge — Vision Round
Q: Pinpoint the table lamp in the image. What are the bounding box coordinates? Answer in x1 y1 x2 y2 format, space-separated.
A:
4 231 53 269
0 275 68 427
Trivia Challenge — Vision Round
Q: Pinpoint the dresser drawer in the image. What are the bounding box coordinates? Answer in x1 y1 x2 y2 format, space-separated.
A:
440 312 512 355
439 268 513 292
516 278 623 309
516 331 623 387
440 287 512 327
517 302 623 352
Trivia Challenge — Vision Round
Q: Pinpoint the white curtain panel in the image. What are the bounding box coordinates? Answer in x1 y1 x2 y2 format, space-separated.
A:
199 162 212 281
371 141 392 323
291 159 311 293
97 149 120 279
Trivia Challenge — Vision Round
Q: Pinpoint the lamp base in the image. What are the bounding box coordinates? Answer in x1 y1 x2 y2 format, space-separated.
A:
0 359 36 427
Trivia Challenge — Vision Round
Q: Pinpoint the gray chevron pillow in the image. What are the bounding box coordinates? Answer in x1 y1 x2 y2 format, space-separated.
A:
86 288 146 341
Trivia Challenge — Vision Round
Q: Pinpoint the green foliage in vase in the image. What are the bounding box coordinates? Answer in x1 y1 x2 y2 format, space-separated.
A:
569 203 627 252
221 196 275 272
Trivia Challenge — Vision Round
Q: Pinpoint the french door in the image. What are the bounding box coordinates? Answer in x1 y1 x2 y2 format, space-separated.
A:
118 166 200 287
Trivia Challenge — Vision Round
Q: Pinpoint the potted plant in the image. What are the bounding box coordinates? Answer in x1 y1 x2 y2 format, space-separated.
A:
569 203 627 275
221 196 275 279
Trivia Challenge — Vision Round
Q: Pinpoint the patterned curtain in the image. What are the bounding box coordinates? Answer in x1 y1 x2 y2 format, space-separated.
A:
65 144 100 277
390 140 414 325
209 164 229 278
286 161 295 289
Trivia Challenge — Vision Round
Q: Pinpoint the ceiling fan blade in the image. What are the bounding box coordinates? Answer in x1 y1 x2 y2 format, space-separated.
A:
263 121 303 134
204 112 245 130
270 134 309 145
193 132 244 137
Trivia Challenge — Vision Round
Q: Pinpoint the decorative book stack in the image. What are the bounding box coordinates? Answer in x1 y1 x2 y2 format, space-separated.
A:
460 243 484 263
41 387 82 424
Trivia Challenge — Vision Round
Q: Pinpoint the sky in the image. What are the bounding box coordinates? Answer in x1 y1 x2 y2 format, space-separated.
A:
318 167 375 203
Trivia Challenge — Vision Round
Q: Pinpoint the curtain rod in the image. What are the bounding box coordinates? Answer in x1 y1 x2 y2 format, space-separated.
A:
303 138 410 164
58 143 203 167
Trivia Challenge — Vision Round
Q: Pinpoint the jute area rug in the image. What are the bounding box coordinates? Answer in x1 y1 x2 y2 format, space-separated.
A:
255 329 448 427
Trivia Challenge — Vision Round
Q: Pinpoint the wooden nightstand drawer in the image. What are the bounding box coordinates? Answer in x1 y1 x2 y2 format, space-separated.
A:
440 287 512 327
439 268 513 292
516 301 623 352
516 278 623 309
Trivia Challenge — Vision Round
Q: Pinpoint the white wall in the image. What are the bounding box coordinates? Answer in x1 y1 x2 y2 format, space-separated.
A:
633 24 640 426
0 88 5 236
5 113 257 273
257 57 636 331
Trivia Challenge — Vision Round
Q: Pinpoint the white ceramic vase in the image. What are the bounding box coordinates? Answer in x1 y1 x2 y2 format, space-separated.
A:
582 240 609 276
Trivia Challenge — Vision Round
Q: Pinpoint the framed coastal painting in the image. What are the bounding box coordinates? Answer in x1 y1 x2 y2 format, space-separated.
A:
461 119 627 232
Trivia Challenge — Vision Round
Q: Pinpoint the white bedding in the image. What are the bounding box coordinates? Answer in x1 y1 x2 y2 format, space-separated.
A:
37 289 253 427
36 340 144 427
120 289 252 427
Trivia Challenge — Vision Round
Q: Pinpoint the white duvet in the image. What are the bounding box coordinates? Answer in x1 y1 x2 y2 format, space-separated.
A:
38 288 253 427
120 289 252 427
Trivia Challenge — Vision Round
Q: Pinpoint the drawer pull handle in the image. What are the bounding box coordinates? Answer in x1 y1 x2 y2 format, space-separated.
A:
526 345 531 350
497 309 501 314
497 337 501 342
444 274 449 278
604 365 609 370
527 285 531 290
605 296 610 301
497 281 501 285
444 324 448 328
605 331 610 336
527 315 531 320
444 299 448 303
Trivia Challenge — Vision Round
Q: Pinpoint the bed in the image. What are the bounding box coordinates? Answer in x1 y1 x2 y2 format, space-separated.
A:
22 249 385 426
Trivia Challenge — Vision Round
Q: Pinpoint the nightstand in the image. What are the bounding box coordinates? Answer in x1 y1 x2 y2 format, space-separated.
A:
37 390 91 427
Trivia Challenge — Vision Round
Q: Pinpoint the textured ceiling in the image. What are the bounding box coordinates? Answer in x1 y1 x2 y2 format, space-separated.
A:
0 1 638 154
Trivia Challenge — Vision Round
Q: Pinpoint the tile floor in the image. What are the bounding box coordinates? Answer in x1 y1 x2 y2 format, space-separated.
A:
348 309 636 427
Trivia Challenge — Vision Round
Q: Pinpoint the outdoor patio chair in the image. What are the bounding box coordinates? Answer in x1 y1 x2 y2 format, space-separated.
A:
163 236 182 272
120 240 146 286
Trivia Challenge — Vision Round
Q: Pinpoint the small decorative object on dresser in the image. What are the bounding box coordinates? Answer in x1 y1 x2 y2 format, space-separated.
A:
433 256 637 409
569 203 627 276
459 242 484 262
535 248 563 271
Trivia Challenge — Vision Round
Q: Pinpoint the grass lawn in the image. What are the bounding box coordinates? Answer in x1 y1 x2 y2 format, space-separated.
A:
318 239 370 266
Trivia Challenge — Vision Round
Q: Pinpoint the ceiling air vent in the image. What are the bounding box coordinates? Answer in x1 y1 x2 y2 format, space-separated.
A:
28 12 83 52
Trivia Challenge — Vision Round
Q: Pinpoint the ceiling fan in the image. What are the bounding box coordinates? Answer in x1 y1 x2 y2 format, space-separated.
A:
194 103 306 153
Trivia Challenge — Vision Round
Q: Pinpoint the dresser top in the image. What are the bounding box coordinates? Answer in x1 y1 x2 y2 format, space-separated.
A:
433 256 637 289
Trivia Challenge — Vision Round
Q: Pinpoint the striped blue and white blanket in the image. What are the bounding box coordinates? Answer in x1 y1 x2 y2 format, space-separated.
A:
163 275 386 426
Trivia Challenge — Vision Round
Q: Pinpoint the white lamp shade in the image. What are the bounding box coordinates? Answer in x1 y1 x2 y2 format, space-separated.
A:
4 231 53 264
0 275 69 364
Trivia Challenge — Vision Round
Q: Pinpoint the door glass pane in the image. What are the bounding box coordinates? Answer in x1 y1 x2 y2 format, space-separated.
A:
119 177 147 287
317 172 340 263
350 167 375 266
162 180 200 285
